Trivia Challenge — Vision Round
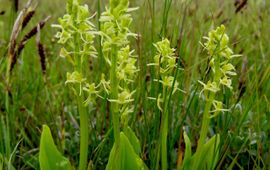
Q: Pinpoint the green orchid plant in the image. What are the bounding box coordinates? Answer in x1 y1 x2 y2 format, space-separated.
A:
99 0 147 169
40 0 100 170
39 0 147 169
149 38 181 170
181 25 239 170
38 0 238 169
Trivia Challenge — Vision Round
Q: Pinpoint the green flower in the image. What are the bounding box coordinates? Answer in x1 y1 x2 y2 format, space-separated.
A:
154 38 175 59
54 0 98 100
220 76 232 89
116 46 138 82
59 48 74 65
97 74 111 94
198 81 220 94
221 63 236 76
100 0 138 108
151 38 183 111
204 25 230 56
83 83 100 105
200 25 237 96
209 100 230 118
199 25 238 117
53 0 97 61
110 0 129 18
65 71 86 85
108 90 135 104
65 71 86 96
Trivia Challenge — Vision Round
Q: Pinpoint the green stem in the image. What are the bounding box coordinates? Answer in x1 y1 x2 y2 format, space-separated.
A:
97 0 104 76
192 92 215 170
110 45 120 145
192 55 221 170
198 92 215 148
160 0 172 37
151 0 155 51
161 88 169 170
161 110 168 170
74 28 88 170
78 95 89 170
5 53 12 158
5 60 10 118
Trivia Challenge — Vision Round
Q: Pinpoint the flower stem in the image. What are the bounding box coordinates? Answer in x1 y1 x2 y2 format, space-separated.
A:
161 110 168 170
192 53 221 170
110 45 120 145
78 95 89 170
161 88 169 170
192 92 215 170
74 31 89 170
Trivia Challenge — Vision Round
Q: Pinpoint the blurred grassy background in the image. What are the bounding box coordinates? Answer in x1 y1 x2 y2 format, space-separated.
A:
0 0 270 169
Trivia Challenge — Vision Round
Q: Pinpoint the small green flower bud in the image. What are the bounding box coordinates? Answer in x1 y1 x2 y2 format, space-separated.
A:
220 76 232 89
221 63 236 76
198 81 220 94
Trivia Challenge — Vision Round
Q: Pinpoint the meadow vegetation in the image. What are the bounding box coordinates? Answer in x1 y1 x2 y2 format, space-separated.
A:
0 0 269 169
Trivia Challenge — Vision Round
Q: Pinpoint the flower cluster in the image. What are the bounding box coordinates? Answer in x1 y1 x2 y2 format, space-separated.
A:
199 25 239 116
99 0 138 64
54 0 99 105
151 38 179 111
54 0 97 58
100 2 148 169
100 0 138 114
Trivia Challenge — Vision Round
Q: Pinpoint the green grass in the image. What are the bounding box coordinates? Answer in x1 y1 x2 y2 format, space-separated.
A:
0 0 270 169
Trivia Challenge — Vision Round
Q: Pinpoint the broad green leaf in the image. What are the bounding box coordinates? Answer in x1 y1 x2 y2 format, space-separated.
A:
203 134 220 170
197 134 220 170
39 125 72 170
180 134 220 170
183 132 192 160
180 131 192 170
106 132 148 170
123 126 141 155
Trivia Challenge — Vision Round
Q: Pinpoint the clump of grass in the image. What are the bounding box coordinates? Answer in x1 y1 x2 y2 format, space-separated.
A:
3 1 49 164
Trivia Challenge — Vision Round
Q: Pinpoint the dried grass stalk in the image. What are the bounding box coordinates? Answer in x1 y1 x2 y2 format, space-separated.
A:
8 0 32 73
36 24 46 74
10 16 50 72
22 10 35 30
